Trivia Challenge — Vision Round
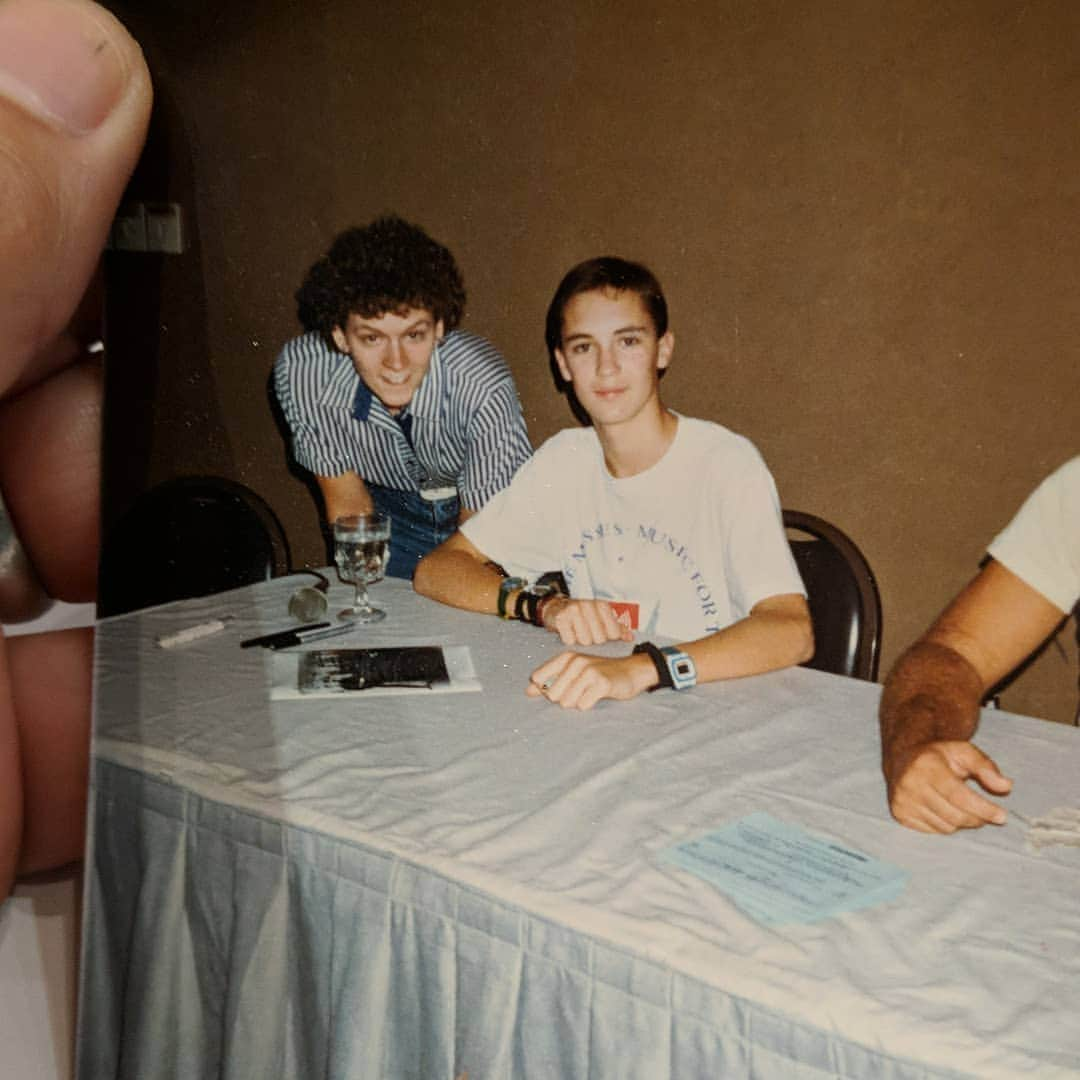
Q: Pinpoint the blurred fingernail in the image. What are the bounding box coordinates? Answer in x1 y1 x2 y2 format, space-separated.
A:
0 0 128 134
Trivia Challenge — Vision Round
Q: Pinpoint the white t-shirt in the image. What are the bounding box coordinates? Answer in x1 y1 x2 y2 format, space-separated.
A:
461 416 805 641
987 456 1080 615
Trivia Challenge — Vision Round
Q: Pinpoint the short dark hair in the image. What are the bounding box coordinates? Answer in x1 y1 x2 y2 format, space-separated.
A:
296 215 466 336
544 256 668 356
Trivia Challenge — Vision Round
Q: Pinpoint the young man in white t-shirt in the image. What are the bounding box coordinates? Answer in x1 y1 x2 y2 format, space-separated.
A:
414 256 813 710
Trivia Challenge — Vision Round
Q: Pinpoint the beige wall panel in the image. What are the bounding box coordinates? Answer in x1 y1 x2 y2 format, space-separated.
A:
104 0 1079 721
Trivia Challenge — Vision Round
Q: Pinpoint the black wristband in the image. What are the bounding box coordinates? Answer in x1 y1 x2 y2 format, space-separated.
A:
514 588 534 624
632 641 673 691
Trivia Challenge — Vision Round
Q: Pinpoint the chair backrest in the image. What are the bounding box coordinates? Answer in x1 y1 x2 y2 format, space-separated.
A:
99 476 291 617
783 510 882 681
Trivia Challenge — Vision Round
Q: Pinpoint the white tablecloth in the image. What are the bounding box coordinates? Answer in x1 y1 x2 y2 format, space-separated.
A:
79 576 1080 1078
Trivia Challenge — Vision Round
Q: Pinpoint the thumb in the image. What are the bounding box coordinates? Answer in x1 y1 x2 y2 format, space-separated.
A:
0 0 152 395
952 742 1012 795
972 752 1012 795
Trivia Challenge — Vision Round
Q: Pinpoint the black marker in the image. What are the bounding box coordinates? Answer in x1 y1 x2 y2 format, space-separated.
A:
241 622 330 648
267 622 358 650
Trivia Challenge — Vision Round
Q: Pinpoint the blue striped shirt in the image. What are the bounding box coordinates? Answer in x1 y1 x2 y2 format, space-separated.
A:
274 330 532 509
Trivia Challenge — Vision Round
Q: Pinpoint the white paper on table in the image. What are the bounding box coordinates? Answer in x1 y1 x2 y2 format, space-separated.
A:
270 643 481 699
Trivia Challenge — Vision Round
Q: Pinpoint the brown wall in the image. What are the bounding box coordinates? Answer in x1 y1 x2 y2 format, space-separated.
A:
103 0 1078 721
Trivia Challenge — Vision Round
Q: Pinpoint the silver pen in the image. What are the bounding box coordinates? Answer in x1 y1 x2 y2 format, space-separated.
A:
269 622 358 650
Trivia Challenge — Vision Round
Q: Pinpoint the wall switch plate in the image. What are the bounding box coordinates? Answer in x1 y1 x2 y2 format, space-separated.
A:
109 202 185 253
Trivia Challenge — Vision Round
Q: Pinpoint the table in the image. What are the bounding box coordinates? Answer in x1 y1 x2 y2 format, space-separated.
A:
78 575 1080 1079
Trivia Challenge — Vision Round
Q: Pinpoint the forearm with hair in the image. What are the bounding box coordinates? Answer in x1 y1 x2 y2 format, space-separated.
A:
878 640 985 782
317 472 373 524
413 546 504 614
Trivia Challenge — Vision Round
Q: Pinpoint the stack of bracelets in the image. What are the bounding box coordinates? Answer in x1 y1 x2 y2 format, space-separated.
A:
513 588 562 628
496 575 697 690
497 576 563 628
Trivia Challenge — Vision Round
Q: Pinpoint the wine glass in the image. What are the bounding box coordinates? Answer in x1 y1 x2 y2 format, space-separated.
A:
333 512 391 623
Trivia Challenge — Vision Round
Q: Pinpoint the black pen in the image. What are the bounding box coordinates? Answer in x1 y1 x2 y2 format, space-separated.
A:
241 622 330 649
267 622 358 650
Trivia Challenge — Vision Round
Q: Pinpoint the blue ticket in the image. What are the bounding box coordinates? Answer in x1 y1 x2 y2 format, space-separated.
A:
662 812 908 926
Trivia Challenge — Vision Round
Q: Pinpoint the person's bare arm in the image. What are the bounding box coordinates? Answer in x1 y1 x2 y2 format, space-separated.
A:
413 530 504 613
414 532 632 645
880 558 1067 833
317 472 374 524
528 593 814 710
418 536 811 710
683 593 813 682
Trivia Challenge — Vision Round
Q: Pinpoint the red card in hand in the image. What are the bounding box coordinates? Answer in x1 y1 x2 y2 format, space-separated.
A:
608 601 640 630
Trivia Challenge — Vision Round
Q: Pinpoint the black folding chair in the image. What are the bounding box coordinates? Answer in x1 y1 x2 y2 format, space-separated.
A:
98 476 291 616
783 510 882 681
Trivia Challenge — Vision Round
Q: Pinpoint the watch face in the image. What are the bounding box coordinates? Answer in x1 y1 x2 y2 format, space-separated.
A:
661 646 697 689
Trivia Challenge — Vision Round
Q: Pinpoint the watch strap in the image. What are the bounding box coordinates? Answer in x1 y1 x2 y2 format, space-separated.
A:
513 588 530 623
632 641 673 691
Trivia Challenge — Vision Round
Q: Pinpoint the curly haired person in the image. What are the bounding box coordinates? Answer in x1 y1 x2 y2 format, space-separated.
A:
275 216 532 578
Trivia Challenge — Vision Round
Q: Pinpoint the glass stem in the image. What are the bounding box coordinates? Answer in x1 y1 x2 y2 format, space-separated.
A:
353 578 369 612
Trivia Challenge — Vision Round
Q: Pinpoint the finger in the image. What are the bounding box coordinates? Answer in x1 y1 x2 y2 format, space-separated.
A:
943 783 1007 827
557 613 583 643
583 604 617 643
0 357 101 599
7 627 92 877
890 795 948 833
569 602 620 646
596 603 634 644
0 0 152 393
528 652 571 697
899 806 958 835
924 783 1004 830
551 671 588 710
542 655 587 705
941 742 1013 799
596 600 630 639
891 778 967 833
898 769 1006 831
575 678 607 711
575 604 606 646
